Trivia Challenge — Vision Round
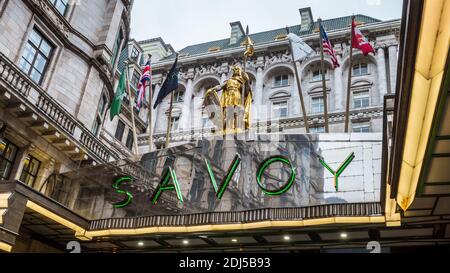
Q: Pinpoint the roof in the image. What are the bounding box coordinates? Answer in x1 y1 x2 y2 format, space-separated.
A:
160 14 382 61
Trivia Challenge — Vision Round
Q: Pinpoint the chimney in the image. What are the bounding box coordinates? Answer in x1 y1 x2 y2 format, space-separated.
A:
299 7 314 32
229 21 245 45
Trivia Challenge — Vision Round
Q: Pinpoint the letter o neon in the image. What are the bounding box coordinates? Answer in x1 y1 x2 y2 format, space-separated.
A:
256 156 297 196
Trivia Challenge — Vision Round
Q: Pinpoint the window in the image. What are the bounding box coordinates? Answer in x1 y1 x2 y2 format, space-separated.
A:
353 90 370 108
93 92 107 136
125 129 134 151
174 90 185 103
353 63 368 76
98 93 107 116
48 0 69 16
19 28 54 84
312 69 327 81
272 101 288 118
92 118 101 136
202 117 212 128
131 71 141 89
353 124 371 133
171 117 180 132
310 126 326 133
131 47 139 61
311 97 324 114
274 75 289 87
111 31 123 67
0 139 18 181
115 120 125 141
20 155 41 188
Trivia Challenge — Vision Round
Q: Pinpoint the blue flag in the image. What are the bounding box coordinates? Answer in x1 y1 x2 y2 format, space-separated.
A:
153 57 179 109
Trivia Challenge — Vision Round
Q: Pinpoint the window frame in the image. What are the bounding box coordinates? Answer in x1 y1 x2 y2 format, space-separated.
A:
352 123 371 133
125 129 134 151
170 117 180 132
115 120 126 142
353 89 370 109
352 63 369 77
111 30 124 68
19 28 55 85
274 75 289 88
0 139 18 181
312 69 328 82
174 90 185 103
272 100 289 118
310 126 326 133
20 155 41 188
311 96 325 114
48 0 70 16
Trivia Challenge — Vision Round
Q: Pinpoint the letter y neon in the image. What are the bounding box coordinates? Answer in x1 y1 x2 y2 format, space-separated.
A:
318 152 355 191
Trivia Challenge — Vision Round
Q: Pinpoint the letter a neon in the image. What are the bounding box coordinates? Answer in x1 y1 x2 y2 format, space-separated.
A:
318 152 355 191
151 167 183 204
204 154 241 200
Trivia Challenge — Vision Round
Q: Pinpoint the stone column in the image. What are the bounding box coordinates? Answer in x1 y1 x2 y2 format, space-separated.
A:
334 54 344 111
253 66 264 122
376 47 388 106
179 72 195 130
388 45 398 93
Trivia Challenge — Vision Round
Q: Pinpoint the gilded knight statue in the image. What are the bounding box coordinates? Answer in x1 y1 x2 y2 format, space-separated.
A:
203 65 253 135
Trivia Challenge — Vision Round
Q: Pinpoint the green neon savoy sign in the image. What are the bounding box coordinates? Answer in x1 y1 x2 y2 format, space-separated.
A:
111 153 355 208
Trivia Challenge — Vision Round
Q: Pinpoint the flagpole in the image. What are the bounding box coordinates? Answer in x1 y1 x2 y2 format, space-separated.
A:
124 61 139 156
164 53 179 149
318 18 330 133
147 54 154 152
286 26 310 133
345 16 355 133
165 92 174 149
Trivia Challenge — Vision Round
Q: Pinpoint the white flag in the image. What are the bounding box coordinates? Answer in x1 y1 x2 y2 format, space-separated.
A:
287 33 315 62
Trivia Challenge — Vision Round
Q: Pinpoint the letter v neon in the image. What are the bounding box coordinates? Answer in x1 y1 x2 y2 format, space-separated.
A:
204 154 241 200
318 152 355 191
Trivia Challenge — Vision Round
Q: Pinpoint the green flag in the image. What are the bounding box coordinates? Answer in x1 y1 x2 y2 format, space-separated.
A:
110 69 126 121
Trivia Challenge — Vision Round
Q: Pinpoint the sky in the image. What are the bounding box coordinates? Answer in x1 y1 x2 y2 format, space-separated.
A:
130 0 403 51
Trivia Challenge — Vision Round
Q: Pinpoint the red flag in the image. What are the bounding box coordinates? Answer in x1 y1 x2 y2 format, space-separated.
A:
351 19 375 56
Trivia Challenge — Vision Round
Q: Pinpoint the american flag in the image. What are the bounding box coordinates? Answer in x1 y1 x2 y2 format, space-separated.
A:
319 23 340 69
136 60 152 109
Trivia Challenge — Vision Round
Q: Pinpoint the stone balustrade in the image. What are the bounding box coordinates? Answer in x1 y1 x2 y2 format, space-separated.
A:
0 52 119 163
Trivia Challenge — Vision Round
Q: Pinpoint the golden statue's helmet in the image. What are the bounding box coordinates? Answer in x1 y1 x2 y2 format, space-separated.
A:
232 66 242 76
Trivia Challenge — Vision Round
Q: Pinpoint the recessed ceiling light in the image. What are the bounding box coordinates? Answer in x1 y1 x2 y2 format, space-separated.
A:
182 240 189 245
283 236 291 241
138 241 144 246
340 232 348 239
232 239 238 243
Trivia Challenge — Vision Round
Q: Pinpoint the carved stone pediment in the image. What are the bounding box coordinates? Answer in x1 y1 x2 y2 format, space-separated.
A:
27 0 69 38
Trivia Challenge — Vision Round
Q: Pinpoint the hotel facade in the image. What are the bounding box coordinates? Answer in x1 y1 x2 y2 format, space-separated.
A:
0 0 449 253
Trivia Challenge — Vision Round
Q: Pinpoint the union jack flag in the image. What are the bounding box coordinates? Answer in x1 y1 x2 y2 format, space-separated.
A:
319 23 340 69
136 60 152 109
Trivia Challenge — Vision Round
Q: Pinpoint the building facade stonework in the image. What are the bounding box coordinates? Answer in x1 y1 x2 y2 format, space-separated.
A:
0 0 136 193
138 9 400 152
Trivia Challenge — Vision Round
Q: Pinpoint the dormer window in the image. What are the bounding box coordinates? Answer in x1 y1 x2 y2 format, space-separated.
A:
274 75 289 87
